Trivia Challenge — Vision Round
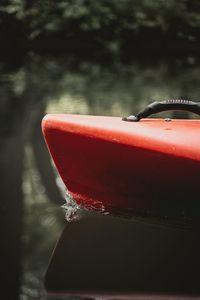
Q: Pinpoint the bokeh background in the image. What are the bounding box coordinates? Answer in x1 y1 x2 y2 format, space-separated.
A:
0 1 200 299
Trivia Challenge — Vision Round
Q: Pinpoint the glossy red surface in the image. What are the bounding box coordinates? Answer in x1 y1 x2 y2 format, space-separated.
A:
42 114 200 218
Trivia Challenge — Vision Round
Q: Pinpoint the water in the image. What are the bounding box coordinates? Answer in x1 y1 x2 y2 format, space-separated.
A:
63 191 83 222
1 53 200 299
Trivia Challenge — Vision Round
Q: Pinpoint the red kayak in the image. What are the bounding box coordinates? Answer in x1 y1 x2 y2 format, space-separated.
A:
42 100 200 221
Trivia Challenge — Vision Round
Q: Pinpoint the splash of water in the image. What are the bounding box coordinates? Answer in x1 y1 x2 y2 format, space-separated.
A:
62 191 110 222
61 191 83 222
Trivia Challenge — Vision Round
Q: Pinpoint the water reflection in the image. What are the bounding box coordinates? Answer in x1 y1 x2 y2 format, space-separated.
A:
21 145 65 299
0 53 200 299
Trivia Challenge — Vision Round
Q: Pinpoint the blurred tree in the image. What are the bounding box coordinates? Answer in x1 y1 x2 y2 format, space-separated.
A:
0 0 200 51
0 55 66 299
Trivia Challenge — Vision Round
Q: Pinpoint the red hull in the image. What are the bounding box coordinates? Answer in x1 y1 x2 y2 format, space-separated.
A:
42 114 200 219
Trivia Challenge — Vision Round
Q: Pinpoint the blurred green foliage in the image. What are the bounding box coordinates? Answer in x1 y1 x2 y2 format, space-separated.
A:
1 0 200 48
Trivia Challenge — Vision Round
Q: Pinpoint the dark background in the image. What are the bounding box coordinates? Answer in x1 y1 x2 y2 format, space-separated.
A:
1 0 200 54
0 1 200 299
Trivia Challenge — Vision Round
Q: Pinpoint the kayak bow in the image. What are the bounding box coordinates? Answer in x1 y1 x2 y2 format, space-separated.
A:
42 100 200 221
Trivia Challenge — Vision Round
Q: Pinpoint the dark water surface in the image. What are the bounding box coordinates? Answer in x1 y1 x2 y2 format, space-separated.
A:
0 53 200 300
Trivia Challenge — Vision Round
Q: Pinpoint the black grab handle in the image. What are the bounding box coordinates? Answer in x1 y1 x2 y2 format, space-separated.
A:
122 99 200 122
